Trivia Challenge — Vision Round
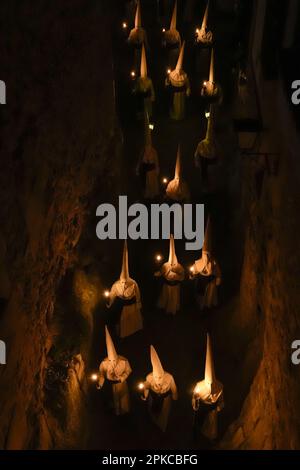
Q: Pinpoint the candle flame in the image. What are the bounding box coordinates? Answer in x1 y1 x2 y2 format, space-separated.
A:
104 290 110 298
162 28 166 33
190 266 195 272
91 373 98 382
156 254 162 262
131 71 136 77
167 69 171 75
138 382 144 390
162 177 168 184
122 22 127 29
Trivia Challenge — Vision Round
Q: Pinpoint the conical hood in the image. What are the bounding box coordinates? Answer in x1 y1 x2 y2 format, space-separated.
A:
105 325 118 361
120 240 130 281
140 44 147 78
175 144 181 179
201 1 209 30
202 216 212 253
209 48 214 83
175 40 185 73
135 0 142 28
150 345 164 378
168 234 178 265
170 0 177 30
204 333 217 391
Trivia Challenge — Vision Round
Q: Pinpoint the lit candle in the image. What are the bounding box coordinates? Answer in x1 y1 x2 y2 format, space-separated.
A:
203 81 207 86
196 28 200 34
149 123 154 130
138 382 144 390
104 290 110 298
162 177 168 184
167 68 171 75
122 22 127 29
131 71 136 78
90 373 98 382
190 266 195 273
155 254 162 262
205 111 210 119
162 28 166 33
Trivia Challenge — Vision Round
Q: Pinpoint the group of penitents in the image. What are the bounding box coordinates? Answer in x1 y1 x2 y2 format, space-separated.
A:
94 1 224 444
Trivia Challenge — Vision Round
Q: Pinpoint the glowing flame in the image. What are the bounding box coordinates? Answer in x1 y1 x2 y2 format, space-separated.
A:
196 28 200 34
190 266 195 273
104 290 110 298
122 22 127 29
138 382 144 390
162 177 168 184
91 373 98 382
131 71 136 78
149 123 154 130
162 28 166 33
156 254 162 262
167 68 171 75
205 111 210 119
203 81 207 86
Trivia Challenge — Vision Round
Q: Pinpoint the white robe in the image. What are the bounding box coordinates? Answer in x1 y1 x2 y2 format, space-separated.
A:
165 72 191 121
192 380 224 440
157 262 185 315
166 176 190 202
98 356 132 415
191 256 221 309
144 372 178 432
108 279 143 338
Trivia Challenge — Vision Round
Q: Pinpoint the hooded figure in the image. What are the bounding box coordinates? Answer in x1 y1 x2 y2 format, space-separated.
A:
192 334 224 441
107 241 143 338
142 345 178 432
201 49 222 103
155 235 185 315
165 41 191 120
133 44 155 119
166 145 190 202
196 1 213 46
194 105 218 181
189 217 221 310
138 111 160 199
163 1 181 50
97 326 132 415
128 0 148 48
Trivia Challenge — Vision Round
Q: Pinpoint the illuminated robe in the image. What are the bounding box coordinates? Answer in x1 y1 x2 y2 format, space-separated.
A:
166 145 190 202
138 112 160 199
133 44 155 119
165 41 191 120
143 346 178 432
190 218 221 309
192 334 224 441
107 241 143 338
97 326 132 416
156 235 185 315
195 1 213 47
194 105 218 179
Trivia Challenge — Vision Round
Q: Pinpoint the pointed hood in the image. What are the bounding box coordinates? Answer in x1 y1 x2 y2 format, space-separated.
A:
150 345 164 378
168 234 178 265
175 40 185 73
140 44 147 78
170 0 177 30
135 0 142 28
202 217 212 253
204 333 218 393
209 48 214 83
144 111 152 146
120 240 130 281
175 144 181 179
201 1 209 30
105 325 118 362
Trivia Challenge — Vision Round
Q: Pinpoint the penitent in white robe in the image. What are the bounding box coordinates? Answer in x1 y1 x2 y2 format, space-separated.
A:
192 380 224 441
165 72 191 121
98 356 132 416
157 262 185 315
191 256 221 310
144 372 178 432
108 279 143 338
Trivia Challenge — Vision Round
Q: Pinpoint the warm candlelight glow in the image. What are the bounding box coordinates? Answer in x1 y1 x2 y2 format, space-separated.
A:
138 382 144 390
190 266 195 273
104 290 110 298
122 22 127 29
194 383 201 395
203 81 207 86
149 123 154 130
162 177 168 184
205 111 210 119
91 373 98 382
196 28 200 34
156 254 162 262
131 71 136 78
162 28 166 33
167 68 171 75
